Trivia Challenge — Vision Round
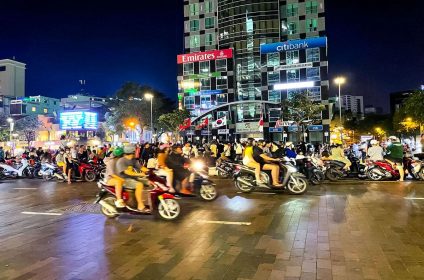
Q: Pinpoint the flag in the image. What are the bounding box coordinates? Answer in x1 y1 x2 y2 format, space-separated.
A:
258 115 264 132
196 117 209 130
178 118 191 131
275 119 282 128
212 116 227 128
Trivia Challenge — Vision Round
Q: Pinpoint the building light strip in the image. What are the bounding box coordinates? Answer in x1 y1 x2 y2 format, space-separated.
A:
273 81 315 90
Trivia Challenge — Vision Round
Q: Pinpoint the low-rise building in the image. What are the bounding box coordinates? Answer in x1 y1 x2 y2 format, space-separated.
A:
9 95 61 117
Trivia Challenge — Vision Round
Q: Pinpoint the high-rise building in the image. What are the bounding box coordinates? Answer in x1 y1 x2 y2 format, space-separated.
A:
342 95 364 116
0 59 26 98
178 0 329 143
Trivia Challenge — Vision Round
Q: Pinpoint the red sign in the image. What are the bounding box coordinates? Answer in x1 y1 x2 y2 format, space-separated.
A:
177 49 233 64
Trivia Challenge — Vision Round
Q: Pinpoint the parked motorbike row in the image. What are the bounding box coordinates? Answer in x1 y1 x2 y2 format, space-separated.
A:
0 158 106 182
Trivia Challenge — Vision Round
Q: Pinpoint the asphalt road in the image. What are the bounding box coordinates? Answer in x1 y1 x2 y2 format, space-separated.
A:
1 178 424 280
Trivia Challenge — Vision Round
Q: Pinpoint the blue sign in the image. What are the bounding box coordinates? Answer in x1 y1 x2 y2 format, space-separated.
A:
269 127 283 133
201 130 210 136
260 37 327 54
60 112 98 130
199 90 223 95
288 126 299 132
308 125 323 131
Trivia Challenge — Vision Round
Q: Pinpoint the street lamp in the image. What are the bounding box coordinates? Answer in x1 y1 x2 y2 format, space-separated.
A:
334 77 346 123
7 118 14 142
144 93 154 142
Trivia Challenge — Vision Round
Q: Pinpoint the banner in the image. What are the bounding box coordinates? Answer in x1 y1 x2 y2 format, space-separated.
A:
177 49 233 64
218 129 229 135
236 122 261 133
260 37 327 54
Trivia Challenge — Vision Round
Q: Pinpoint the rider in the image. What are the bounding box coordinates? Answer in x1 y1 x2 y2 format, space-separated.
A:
156 144 176 193
104 147 126 208
330 141 351 171
253 140 283 187
242 138 262 184
367 140 384 161
385 136 405 182
166 145 192 194
115 145 150 213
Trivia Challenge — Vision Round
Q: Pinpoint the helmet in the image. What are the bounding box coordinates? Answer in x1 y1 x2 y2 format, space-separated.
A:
113 147 124 157
389 136 398 141
123 145 136 154
370 140 378 146
333 140 343 146
285 142 293 147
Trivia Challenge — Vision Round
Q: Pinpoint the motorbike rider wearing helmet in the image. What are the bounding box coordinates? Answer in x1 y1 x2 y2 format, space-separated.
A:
104 147 126 208
166 145 192 194
385 136 405 181
115 145 150 213
330 141 351 171
284 142 297 159
252 140 283 187
367 140 384 161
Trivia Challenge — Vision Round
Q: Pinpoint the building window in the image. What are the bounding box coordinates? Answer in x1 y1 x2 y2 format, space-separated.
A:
268 90 281 103
200 61 210 74
205 17 215 29
215 59 227 72
217 111 228 119
184 96 195 109
189 3 199 16
287 69 300 82
287 21 298 34
307 87 321 101
31 107 36 112
269 108 281 122
0 66 6 71
216 94 227 105
306 48 320 62
205 1 214 13
306 67 320 81
200 96 212 109
190 20 199 32
287 89 301 99
200 78 211 90
216 76 228 89
267 53 280 67
183 63 194 75
190 35 200 48
205 33 215 46
286 50 299 65
268 71 280 84
306 18 318 32
306 1 318 14
44 108 48 113
286 4 298 17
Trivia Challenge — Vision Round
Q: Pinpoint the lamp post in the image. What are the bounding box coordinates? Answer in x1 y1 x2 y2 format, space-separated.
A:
144 93 154 142
334 77 346 124
7 118 14 142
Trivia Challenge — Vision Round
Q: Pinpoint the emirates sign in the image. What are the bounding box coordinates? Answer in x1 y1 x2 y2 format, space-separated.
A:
177 49 233 64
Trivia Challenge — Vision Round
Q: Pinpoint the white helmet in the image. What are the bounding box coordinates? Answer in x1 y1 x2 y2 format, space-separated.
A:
285 142 293 147
388 136 399 142
370 140 379 145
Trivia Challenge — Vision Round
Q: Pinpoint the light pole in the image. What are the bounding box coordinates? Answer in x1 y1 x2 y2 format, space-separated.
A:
144 93 154 142
334 77 346 124
7 118 14 142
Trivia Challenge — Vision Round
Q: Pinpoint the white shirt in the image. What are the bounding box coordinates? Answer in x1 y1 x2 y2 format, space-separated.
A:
367 146 384 161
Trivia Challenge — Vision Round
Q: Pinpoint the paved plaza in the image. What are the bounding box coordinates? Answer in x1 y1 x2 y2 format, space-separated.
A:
1 179 424 280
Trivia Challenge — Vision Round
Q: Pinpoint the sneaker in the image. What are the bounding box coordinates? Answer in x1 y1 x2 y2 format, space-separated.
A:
115 199 126 208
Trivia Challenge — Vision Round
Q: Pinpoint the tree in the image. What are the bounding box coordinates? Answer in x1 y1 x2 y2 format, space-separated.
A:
402 90 424 125
0 113 10 142
107 82 175 138
158 108 191 142
15 116 44 147
281 91 325 141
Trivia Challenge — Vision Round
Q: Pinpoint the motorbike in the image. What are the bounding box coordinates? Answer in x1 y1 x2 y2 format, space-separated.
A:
95 177 181 220
0 158 33 179
403 157 424 180
39 162 66 181
89 160 106 180
366 160 400 181
70 161 97 182
233 159 308 195
324 153 367 181
294 155 325 185
215 157 237 178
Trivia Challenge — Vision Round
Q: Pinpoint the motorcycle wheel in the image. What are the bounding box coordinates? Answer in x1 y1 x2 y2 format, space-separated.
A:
287 177 308 195
35 169 43 179
100 196 119 218
325 168 340 181
23 169 34 179
217 170 229 178
157 199 180 220
235 174 256 193
84 170 97 182
367 168 383 181
200 184 218 201
43 173 54 181
310 172 321 185
419 169 424 181
99 168 106 180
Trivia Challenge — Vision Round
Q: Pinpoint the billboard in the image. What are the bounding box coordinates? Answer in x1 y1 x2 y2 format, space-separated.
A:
260 37 327 54
177 49 233 64
60 112 98 130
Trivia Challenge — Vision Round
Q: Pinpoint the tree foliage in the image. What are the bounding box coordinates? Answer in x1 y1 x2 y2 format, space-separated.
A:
158 108 191 141
107 82 175 134
0 113 9 142
401 90 424 125
344 114 393 135
15 116 44 146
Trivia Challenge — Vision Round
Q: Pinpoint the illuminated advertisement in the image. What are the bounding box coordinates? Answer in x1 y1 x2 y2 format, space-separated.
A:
60 112 98 130
260 37 327 54
177 49 233 64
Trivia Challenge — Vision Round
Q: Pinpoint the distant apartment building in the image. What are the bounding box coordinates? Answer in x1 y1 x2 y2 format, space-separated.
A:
0 59 26 98
342 95 364 116
9 95 61 117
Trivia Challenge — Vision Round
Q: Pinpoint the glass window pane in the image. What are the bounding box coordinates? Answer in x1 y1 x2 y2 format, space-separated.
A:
268 90 281 103
183 63 194 75
184 96 195 109
200 96 212 109
205 1 214 13
306 67 320 81
216 59 227 71
205 33 215 46
287 69 300 82
267 53 280 67
286 50 299 65
268 71 280 84
216 94 227 105
199 61 210 73
306 48 320 62
189 3 199 16
286 4 298 17
190 20 199 32
200 78 210 90
216 76 228 89
190 35 200 48
205 17 215 29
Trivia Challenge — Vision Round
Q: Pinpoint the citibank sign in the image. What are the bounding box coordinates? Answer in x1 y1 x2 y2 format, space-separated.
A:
177 49 233 64
261 37 327 54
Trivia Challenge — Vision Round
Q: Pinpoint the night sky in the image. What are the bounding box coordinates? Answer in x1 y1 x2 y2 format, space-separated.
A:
1 0 423 111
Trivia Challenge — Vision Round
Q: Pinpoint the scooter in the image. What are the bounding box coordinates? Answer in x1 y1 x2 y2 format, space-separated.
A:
366 160 400 181
215 157 236 178
295 155 325 185
403 157 424 180
233 159 308 195
0 158 32 179
70 161 97 182
39 162 66 181
95 177 181 220
324 153 367 181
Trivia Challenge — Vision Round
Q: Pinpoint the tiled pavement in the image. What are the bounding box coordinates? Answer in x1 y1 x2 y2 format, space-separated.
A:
1 179 424 279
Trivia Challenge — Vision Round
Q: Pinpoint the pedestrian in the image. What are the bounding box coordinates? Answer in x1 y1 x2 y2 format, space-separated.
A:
0 146 4 162
234 141 244 161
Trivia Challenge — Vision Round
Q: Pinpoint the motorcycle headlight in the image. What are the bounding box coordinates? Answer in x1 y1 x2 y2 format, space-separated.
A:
192 161 205 172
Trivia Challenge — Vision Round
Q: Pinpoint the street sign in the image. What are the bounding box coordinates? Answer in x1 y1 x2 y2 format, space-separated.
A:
288 126 299 132
218 129 229 135
308 125 323 131
201 130 210 136
269 127 283 133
